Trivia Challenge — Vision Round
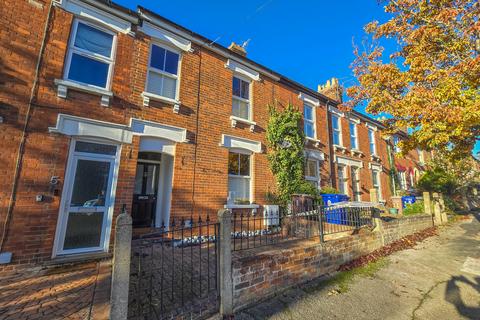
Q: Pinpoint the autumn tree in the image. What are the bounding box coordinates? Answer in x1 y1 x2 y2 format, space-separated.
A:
345 0 480 159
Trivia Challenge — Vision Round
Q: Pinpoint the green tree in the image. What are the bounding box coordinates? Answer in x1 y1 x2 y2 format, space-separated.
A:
346 0 480 159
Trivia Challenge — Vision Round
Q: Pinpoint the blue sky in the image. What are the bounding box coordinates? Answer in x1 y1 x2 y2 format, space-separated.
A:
115 0 480 157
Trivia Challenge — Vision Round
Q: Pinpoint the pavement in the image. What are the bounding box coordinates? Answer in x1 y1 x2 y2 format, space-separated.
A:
235 214 480 320
0 261 111 320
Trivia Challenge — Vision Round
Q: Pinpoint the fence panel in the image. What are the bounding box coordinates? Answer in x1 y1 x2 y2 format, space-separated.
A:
231 204 375 251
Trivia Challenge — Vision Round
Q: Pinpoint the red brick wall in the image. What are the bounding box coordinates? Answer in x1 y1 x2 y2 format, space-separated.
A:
232 215 433 310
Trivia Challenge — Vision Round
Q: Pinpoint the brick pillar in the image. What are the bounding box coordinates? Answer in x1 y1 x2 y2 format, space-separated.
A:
370 188 379 203
218 209 233 316
110 207 132 320
423 192 432 215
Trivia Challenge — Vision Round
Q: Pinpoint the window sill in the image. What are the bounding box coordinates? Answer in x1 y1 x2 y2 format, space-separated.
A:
350 149 364 157
224 203 260 209
46 251 112 266
230 116 256 132
55 79 113 107
142 91 181 113
305 137 321 147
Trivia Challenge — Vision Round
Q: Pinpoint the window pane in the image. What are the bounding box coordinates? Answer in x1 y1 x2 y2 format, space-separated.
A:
164 50 179 75
75 141 116 155
146 71 163 95
240 79 249 99
150 45 166 70
232 77 241 97
239 154 250 176
372 171 379 186
74 23 113 57
162 76 177 99
68 53 109 88
228 176 250 204
333 132 340 145
349 122 356 135
63 211 104 250
304 105 313 120
332 116 339 130
232 99 249 119
350 135 357 149
228 152 239 175
304 122 314 138
70 159 110 207
306 160 317 177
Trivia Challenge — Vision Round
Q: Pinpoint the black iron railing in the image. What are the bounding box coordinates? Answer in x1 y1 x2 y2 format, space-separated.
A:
129 216 219 319
231 204 375 251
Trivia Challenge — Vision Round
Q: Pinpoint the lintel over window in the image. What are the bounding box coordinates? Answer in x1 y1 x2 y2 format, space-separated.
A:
225 59 260 81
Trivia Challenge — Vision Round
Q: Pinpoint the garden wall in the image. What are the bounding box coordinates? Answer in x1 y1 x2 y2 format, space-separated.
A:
231 214 433 311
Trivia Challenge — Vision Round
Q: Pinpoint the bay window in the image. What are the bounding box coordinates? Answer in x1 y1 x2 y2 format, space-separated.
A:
372 170 382 200
228 151 251 204
351 166 361 201
305 158 320 189
232 76 251 120
337 164 347 195
146 44 180 100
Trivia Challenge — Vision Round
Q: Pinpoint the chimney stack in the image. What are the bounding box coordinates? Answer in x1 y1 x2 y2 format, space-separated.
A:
228 42 247 57
318 77 343 103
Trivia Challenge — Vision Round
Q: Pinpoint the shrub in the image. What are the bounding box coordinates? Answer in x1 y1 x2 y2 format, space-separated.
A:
403 201 424 216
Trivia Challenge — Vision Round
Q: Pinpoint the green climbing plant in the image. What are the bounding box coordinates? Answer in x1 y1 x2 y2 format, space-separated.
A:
266 103 316 204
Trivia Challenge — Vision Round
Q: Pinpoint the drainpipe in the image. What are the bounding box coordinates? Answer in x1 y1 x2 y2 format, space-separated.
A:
386 141 397 196
0 1 54 261
325 104 335 187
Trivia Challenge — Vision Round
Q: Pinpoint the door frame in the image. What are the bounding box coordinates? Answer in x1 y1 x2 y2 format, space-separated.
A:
52 137 121 258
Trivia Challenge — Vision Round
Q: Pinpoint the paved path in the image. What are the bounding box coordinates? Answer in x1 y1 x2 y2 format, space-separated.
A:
0 261 111 320
236 214 480 320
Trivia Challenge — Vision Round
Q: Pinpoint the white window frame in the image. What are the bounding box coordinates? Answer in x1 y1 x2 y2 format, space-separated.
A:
144 42 182 103
368 128 376 155
349 121 358 150
227 149 253 205
303 103 317 139
52 138 121 257
332 114 342 146
63 19 117 90
232 74 253 121
305 158 321 189
372 169 382 200
393 135 401 153
398 171 407 190
351 166 361 201
337 164 348 195
417 149 425 164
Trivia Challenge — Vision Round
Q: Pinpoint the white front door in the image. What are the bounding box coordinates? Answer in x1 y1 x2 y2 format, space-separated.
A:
54 140 120 256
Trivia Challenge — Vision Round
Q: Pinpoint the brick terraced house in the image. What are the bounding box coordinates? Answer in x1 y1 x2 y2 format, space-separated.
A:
0 0 428 269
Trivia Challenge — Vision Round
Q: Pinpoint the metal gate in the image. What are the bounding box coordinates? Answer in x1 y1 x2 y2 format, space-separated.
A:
128 216 220 319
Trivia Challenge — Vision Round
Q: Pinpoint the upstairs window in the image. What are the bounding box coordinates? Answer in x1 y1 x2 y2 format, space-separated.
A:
332 115 342 146
232 76 251 120
368 129 376 155
65 20 115 89
305 158 320 189
303 104 316 139
418 149 424 163
228 151 251 204
146 44 180 100
349 122 358 149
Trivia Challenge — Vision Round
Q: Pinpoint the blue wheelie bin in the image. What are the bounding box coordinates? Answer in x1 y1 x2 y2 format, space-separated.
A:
401 195 416 208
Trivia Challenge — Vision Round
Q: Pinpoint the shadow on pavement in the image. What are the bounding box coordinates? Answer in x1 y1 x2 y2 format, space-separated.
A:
445 275 480 319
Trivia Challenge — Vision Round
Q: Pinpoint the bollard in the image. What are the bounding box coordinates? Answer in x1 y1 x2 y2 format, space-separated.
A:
110 205 132 320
